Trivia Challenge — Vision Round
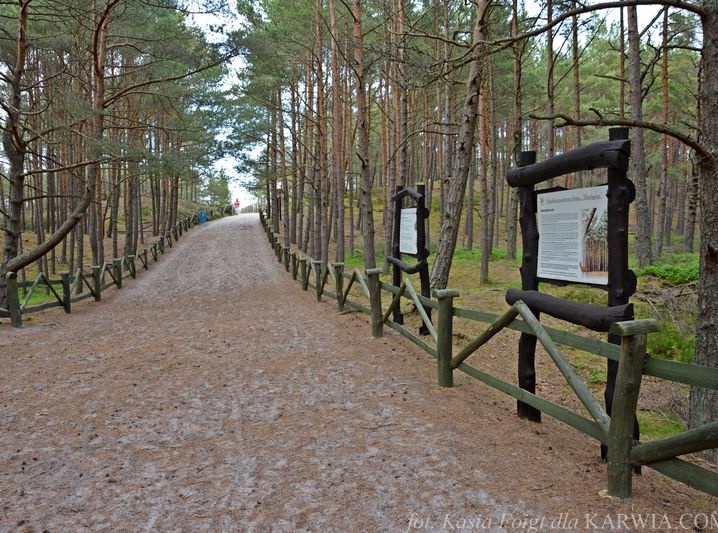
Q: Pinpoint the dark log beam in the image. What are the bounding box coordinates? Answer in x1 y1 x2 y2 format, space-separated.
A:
506 140 630 188
387 256 427 275
506 289 633 333
392 186 424 202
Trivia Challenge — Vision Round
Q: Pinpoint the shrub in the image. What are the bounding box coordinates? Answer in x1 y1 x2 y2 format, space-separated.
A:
637 253 699 285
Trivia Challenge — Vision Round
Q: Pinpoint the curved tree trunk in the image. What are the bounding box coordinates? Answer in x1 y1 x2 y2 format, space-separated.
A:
430 0 490 291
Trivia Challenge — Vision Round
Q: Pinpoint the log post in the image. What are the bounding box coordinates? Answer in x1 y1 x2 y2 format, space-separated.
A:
367 268 384 338
416 183 432 335
606 319 658 499
128 256 136 279
604 126 638 460
6 272 22 328
159 237 165 255
142 249 149 270
92 265 102 301
60 271 71 314
300 257 309 291
434 289 459 387
516 150 542 422
392 185 404 325
333 263 344 311
283 247 290 272
291 252 298 280
113 259 123 289
312 260 322 302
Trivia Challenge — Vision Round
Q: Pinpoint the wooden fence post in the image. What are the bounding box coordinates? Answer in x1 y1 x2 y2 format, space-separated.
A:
113 259 123 288
606 319 659 499
159 237 165 255
367 268 383 338
127 256 136 278
300 258 309 290
312 260 322 301
142 249 149 269
6 272 22 328
283 247 290 272
92 266 102 301
60 271 71 314
333 263 344 311
434 289 459 387
291 252 298 280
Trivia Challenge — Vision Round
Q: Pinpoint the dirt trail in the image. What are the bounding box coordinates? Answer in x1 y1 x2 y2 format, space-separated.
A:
0 214 713 532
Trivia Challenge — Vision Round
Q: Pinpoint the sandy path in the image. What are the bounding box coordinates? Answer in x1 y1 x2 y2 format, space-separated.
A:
0 214 711 532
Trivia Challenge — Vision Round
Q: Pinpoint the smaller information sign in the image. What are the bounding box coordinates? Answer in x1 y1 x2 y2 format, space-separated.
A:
537 185 608 286
399 208 418 255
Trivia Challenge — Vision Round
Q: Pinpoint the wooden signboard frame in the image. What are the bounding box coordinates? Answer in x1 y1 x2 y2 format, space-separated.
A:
387 183 431 333
506 128 637 459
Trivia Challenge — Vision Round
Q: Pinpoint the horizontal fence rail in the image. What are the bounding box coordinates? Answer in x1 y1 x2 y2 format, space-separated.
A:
260 211 718 500
2 209 223 328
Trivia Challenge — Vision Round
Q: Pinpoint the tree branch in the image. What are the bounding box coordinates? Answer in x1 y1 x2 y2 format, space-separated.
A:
530 111 710 160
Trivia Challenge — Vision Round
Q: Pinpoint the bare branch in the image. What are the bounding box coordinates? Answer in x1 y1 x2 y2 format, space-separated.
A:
530 111 709 159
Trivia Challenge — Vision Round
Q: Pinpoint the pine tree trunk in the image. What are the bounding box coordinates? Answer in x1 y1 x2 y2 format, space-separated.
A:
571 0 582 188
689 3 718 463
654 8 670 260
352 0 376 269
329 0 345 262
316 0 330 266
628 5 653 267
430 0 489 291
507 0 522 261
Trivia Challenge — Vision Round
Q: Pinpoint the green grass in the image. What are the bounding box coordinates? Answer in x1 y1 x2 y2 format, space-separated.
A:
451 246 516 265
638 410 685 440
18 282 63 307
343 248 386 270
547 285 607 306
648 322 695 363
570 351 609 385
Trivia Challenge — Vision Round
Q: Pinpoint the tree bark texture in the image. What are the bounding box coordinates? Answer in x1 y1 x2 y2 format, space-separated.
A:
689 1 718 464
430 0 490 291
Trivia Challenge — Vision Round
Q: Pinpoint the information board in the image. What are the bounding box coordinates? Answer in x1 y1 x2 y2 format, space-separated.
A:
537 185 608 286
399 208 418 255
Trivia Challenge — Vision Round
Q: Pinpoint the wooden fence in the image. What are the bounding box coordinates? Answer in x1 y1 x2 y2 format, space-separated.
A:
260 212 718 500
1 210 222 328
